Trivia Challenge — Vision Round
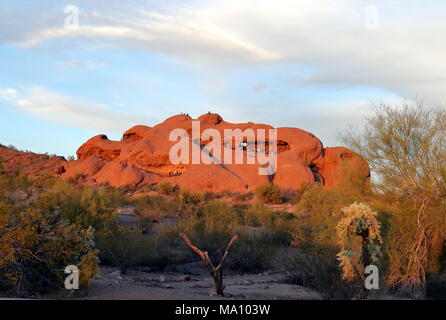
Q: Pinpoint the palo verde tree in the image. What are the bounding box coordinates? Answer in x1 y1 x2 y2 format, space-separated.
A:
339 101 446 296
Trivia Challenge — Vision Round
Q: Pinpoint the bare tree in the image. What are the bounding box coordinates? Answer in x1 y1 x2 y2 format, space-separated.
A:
180 233 238 296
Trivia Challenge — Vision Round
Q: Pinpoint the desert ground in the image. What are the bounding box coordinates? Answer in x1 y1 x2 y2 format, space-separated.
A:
80 265 321 300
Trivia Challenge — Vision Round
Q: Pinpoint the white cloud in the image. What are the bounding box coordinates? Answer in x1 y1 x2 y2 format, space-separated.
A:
16 12 281 63
0 88 18 101
2 0 446 102
0 86 154 133
57 60 106 70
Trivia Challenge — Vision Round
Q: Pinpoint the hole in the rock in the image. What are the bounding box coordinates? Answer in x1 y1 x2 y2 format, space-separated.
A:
123 132 142 141
340 152 352 160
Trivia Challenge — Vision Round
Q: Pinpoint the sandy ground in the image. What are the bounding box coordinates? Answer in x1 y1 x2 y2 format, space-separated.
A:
78 265 322 300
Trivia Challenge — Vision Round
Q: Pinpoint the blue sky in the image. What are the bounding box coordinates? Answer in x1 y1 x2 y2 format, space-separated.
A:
0 0 444 157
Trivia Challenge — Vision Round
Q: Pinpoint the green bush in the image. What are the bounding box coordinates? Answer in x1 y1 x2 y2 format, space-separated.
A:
134 194 178 216
283 246 355 299
33 181 121 232
158 181 174 195
255 184 284 204
0 207 99 296
177 189 202 205
0 170 122 297
96 227 169 273
294 184 341 216
227 230 278 273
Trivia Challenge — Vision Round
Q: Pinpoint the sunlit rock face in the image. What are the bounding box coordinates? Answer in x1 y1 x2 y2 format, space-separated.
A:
60 113 370 191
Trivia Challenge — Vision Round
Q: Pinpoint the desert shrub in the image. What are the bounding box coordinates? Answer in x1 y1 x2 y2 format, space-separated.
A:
292 212 338 248
284 246 355 299
195 200 239 232
118 183 138 194
67 173 87 185
176 189 202 214
0 169 33 194
221 190 236 198
0 171 126 296
384 201 446 297
96 227 169 273
134 194 178 216
295 184 342 216
255 184 284 204
0 207 99 296
227 229 282 273
242 202 295 241
33 181 119 232
292 183 370 246
233 191 254 202
158 181 175 195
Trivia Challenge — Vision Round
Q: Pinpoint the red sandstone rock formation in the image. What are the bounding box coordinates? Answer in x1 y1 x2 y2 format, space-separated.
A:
0 145 66 176
59 113 370 191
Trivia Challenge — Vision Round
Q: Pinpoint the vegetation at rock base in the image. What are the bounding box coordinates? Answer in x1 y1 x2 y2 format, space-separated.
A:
0 101 445 299
255 183 284 204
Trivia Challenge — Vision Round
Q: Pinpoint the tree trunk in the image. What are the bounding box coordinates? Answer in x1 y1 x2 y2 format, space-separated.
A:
179 233 238 296
360 232 371 299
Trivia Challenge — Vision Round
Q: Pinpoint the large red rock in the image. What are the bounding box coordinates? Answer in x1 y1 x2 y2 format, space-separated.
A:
312 147 371 189
60 113 370 191
0 145 66 176
62 156 107 179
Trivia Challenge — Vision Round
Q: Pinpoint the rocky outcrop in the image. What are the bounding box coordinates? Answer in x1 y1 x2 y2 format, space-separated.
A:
311 147 371 189
0 145 66 176
59 113 370 191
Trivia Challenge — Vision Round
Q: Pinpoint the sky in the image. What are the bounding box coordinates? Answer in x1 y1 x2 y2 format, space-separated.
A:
0 0 445 157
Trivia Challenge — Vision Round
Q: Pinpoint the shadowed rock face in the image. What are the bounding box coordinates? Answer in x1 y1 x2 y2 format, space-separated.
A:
60 113 370 191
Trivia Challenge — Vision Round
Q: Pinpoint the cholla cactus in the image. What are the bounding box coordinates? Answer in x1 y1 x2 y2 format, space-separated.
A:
336 202 382 289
